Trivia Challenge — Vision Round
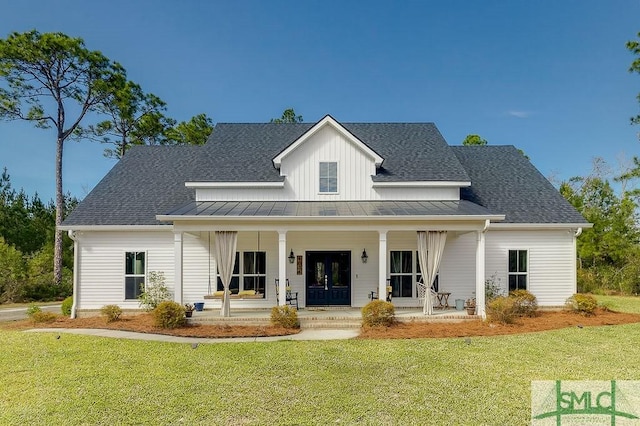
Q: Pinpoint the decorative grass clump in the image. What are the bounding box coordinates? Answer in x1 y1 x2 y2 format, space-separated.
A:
361 300 395 327
487 296 518 324
270 305 299 329
61 297 73 316
488 290 539 324
509 289 538 317
30 311 57 323
152 301 186 329
566 293 598 316
100 305 123 323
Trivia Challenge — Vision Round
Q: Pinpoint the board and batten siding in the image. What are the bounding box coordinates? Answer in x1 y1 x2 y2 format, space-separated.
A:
485 230 576 306
76 231 174 310
195 124 462 202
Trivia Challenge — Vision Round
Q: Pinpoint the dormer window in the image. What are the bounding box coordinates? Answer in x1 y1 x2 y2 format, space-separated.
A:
319 161 338 193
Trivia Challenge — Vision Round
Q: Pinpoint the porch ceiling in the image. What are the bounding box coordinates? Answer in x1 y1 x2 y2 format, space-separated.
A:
158 200 503 221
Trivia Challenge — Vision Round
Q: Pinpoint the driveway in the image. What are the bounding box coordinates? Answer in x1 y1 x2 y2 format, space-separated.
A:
0 304 61 322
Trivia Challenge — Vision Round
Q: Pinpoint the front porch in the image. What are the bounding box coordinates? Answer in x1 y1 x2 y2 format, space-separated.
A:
187 307 481 329
173 227 490 316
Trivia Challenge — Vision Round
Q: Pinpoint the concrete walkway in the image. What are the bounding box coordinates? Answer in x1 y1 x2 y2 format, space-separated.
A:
25 328 359 343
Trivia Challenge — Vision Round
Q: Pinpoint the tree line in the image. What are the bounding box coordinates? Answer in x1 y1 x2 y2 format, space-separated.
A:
0 168 76 302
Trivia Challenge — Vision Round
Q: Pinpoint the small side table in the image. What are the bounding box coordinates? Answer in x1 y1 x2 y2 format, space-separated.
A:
436 292 451 309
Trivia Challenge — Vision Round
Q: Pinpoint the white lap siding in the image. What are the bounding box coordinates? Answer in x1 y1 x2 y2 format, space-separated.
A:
485 230 576 306
386 231 477 308
182 231 279 308
76 231 174 310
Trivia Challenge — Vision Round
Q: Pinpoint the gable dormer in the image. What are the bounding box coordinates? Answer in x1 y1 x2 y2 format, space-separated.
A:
270 115 384 200
189 116 470 202
273 115 384 170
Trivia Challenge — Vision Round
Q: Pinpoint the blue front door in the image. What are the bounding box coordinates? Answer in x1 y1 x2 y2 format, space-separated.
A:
305 251 351 306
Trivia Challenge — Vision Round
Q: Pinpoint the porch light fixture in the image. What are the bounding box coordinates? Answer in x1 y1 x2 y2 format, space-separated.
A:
361 249 368 263
288 250 295 264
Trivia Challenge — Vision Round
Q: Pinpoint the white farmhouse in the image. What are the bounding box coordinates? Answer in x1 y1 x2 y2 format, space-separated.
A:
60 115 588 318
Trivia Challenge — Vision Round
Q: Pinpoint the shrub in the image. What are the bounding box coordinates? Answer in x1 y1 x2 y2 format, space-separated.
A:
30 311 57 323
26 304 41 318
61 296 73 316
0 237 27 303
487 296 518 324
566 293 598 316
100 305 123 323
509 289 538 317
138 271 171 311
152 301 186 329
361 300 395 327
485 273 504 302
270 306 300 329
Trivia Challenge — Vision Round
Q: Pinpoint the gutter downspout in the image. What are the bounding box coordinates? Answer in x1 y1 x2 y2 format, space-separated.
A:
67 230 79 319
572 228 583 294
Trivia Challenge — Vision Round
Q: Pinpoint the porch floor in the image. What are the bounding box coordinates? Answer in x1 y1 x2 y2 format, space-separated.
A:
189 307 480 329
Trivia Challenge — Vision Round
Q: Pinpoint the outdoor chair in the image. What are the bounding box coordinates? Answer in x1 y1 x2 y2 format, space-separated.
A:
369 279 393 302
274 278 298 310
416 280 437 310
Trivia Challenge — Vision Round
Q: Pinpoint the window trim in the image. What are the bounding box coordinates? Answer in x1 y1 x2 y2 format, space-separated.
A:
507 249 528 292
217 251 267 298
242 251 267 296
389 250 414 298
124 251 146 301
318 161 339 194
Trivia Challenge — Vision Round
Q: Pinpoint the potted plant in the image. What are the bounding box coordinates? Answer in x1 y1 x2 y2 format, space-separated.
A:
465 299 476 315
184 303 195 318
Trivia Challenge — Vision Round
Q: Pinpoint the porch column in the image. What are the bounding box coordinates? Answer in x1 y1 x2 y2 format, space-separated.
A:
475 230 486 319
174 231 183 304
278 231 287 305
378 230 388 301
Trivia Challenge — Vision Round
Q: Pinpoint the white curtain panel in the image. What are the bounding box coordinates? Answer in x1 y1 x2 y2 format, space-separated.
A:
417 231 447 315
214 231 238 317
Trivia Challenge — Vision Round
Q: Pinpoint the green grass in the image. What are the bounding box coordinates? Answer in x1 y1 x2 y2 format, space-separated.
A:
2 322 640 425
594 294 640 313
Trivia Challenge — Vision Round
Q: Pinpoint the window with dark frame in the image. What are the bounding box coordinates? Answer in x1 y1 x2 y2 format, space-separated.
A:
319 161 338 193
125 251 145 300
243 251 266 295
216 251 266 297
508 249 528 291
390 250 413 297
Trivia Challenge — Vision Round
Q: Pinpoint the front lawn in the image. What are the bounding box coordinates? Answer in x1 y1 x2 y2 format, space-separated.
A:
595 294 640 313
2 322 640 424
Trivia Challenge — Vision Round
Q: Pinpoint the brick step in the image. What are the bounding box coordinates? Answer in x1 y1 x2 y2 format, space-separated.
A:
299 319 362 329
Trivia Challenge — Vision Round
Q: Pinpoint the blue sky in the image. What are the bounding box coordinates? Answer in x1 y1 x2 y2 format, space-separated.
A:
1 0 639 202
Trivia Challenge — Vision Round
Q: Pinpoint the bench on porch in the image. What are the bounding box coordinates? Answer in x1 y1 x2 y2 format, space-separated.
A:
204 290 265 300
275 278 299 310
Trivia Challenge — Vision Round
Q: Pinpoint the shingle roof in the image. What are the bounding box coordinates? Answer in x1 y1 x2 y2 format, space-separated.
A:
62 121 587 227
451 145 588 224
199 121 471 182
63 145 199 226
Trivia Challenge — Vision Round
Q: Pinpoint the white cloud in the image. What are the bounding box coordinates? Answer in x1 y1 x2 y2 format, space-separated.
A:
507 110 532 118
